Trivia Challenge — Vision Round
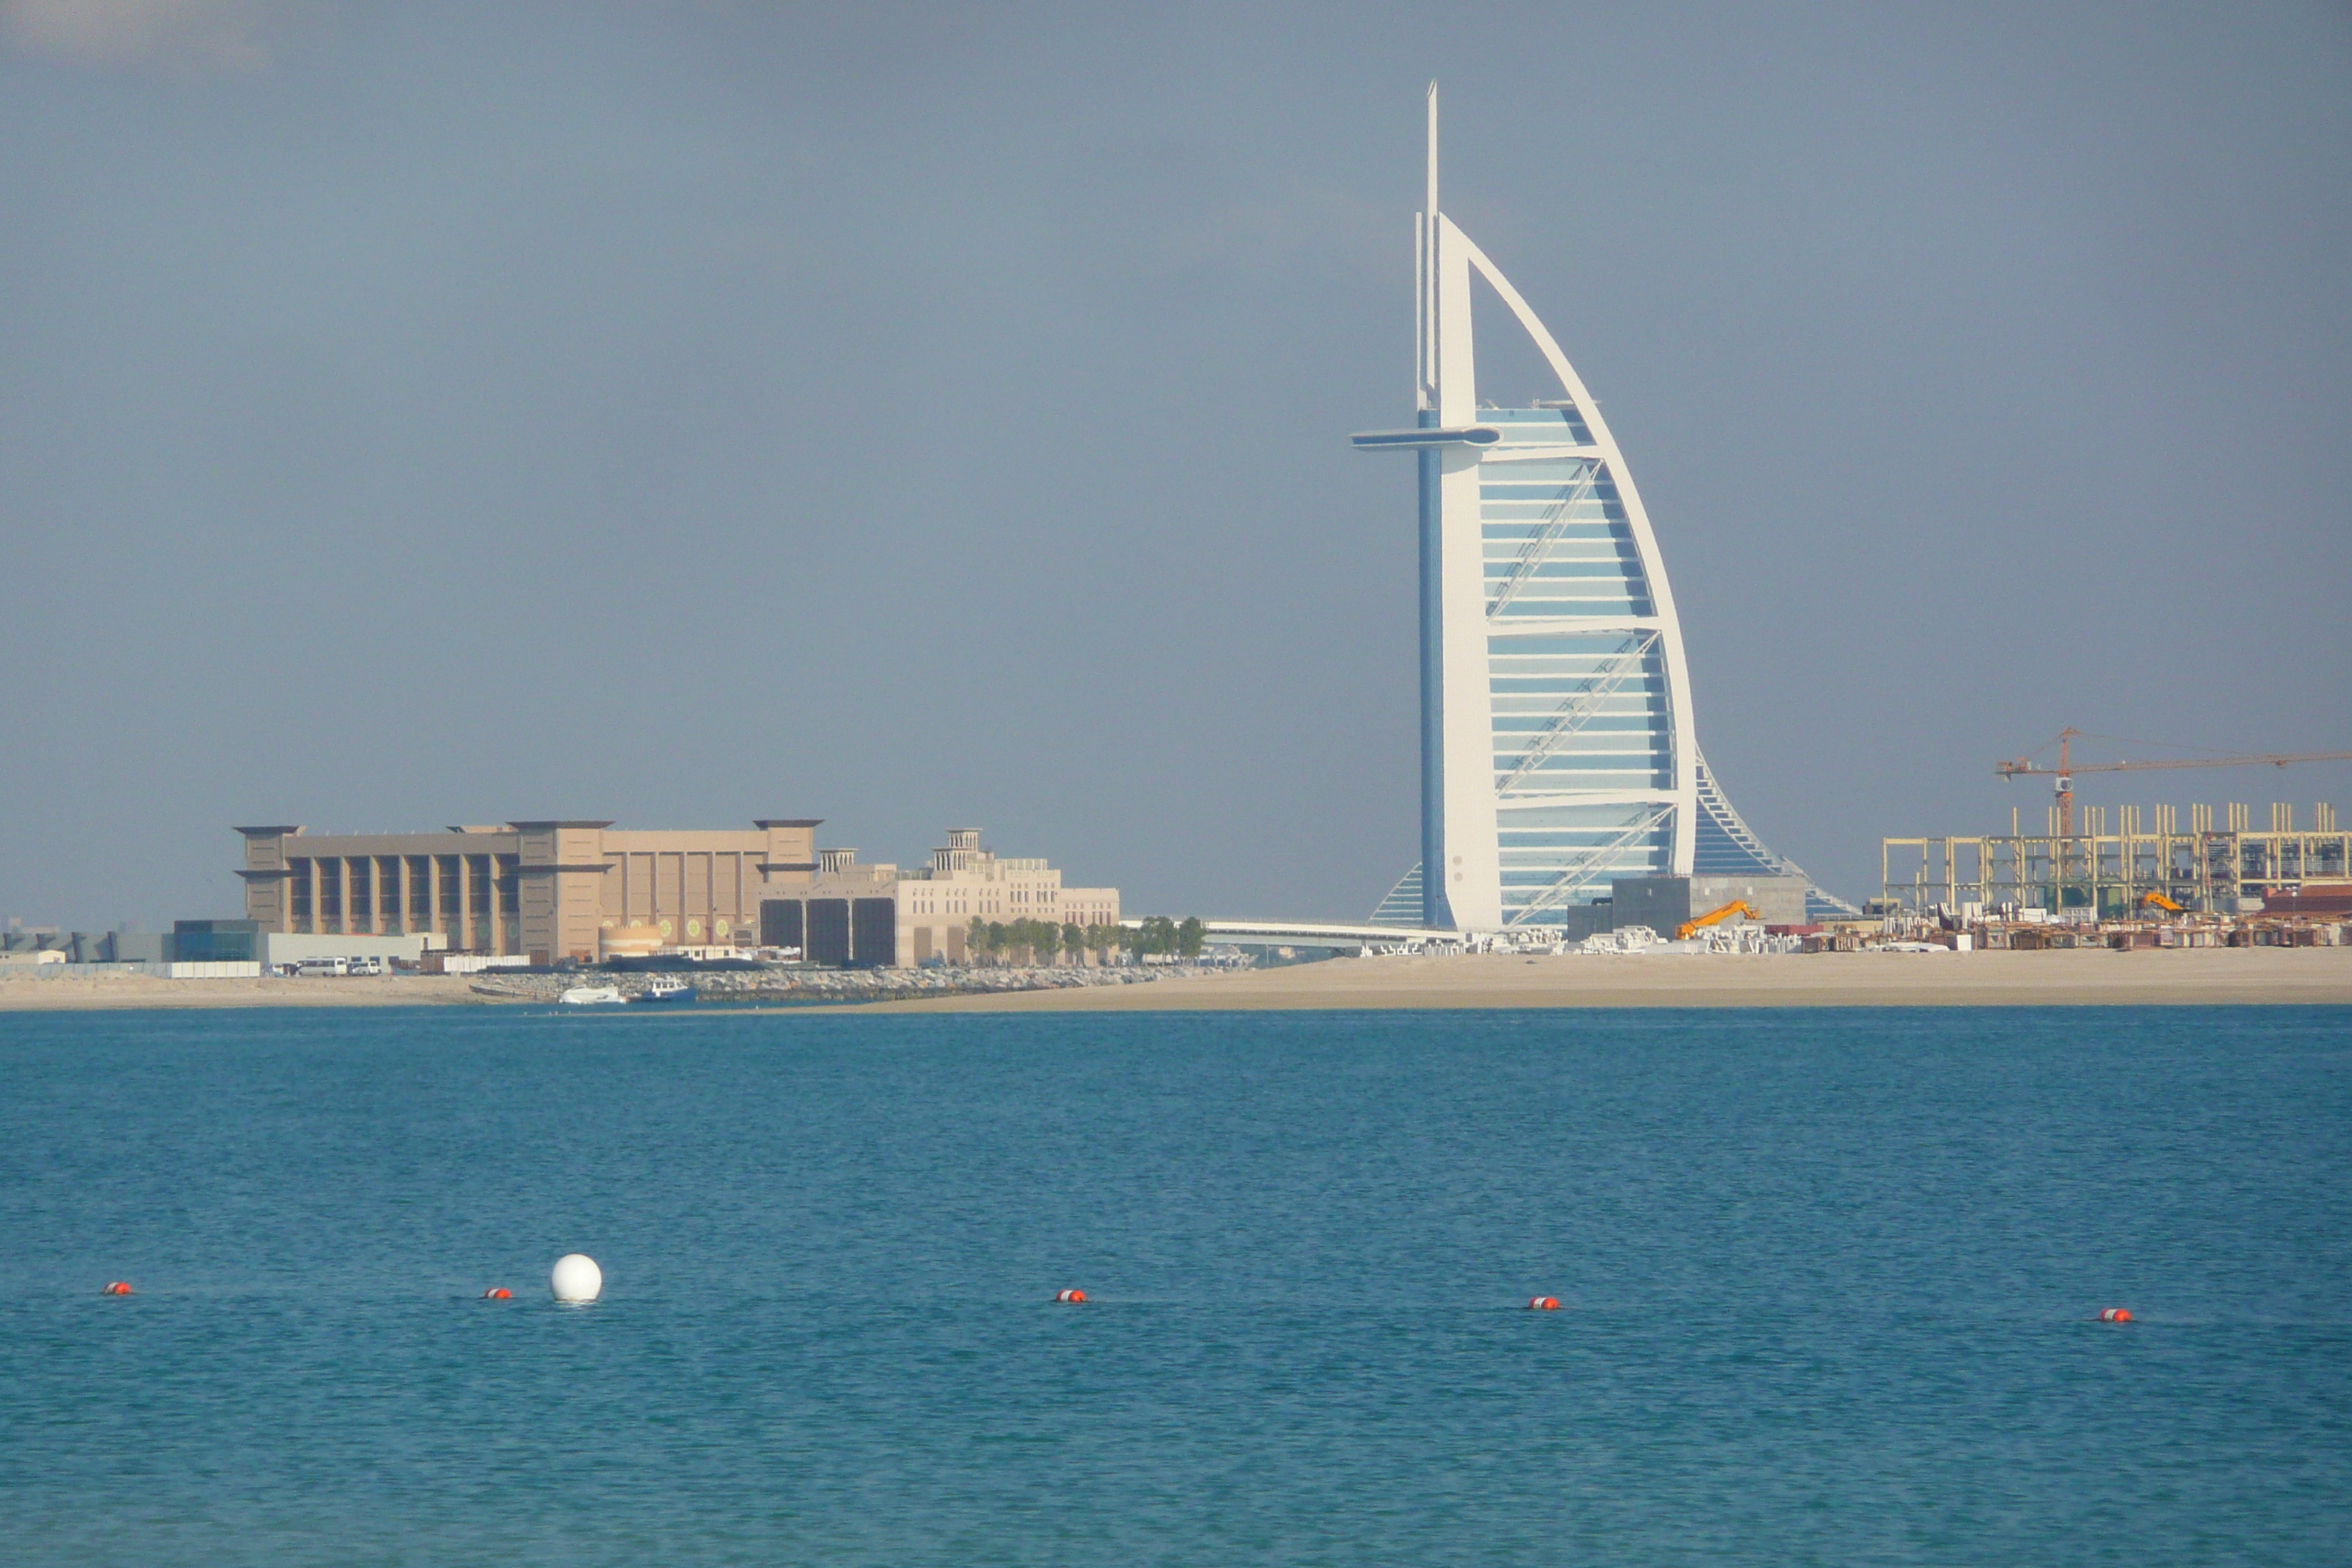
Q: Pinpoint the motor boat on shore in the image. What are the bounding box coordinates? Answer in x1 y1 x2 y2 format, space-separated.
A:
631 976 696 1005
558 984 625 1006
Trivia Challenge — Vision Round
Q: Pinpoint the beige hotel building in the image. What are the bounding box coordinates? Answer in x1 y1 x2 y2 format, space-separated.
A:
235 821 1117 968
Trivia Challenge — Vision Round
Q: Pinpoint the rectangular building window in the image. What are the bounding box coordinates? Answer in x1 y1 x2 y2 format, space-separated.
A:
467 854 494 946
807 900 851 966
494 857 521 953
761 900 803 952
851 898 897 968
174 920 259 963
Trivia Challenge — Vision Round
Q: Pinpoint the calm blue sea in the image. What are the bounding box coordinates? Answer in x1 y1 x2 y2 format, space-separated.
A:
2 1005 2346 1564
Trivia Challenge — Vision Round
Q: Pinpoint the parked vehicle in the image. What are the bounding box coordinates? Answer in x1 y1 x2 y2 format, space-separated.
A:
293 957 350 977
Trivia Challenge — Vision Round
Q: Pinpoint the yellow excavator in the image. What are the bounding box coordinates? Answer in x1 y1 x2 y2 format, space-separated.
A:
2138 891 2185 914
1677 900 1763 940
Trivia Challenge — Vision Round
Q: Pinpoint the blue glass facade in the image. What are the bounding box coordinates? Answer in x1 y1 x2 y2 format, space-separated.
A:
1477 410 1676 923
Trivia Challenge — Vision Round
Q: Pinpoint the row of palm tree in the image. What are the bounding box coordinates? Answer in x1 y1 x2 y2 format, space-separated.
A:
962 916 1206 966
1129 915 1206 960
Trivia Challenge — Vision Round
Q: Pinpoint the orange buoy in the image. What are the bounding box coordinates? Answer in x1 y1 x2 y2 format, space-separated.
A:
1055 1289 1087 1304
1528 1296 1559 1311
102 1281 132 1296
2099 1307 2133 1323
483 1287 512 1300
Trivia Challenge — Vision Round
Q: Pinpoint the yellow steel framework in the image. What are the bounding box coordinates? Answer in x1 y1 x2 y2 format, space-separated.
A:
1883 802 2348 916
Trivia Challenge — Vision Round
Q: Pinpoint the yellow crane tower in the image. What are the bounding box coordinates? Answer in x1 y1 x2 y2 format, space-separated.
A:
1995 728 2352 838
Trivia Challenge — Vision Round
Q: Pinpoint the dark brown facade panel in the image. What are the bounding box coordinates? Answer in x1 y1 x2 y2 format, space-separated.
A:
851 898 896 968
759 899 804 951
806 900 850 966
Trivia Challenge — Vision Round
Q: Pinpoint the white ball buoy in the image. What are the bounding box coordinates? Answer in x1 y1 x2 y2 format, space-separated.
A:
550 1253 603 1303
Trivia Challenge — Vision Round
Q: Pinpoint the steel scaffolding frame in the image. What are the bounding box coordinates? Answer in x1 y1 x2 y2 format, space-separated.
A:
1882 803 2349 915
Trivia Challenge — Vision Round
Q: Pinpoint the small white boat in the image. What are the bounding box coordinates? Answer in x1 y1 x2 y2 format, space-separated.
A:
558 984 625 1006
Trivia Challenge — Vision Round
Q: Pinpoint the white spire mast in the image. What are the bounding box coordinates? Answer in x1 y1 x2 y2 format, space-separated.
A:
1426 80 1439 227
1419 81 1439 412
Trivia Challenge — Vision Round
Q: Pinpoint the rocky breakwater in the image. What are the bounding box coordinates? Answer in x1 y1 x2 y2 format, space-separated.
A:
471 964 1207 1006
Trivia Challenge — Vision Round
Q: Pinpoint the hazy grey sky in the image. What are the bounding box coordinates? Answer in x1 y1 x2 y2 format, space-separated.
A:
4 1 2348 929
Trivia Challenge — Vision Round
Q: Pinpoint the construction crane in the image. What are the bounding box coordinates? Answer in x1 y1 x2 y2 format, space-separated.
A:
1676 900 1762 941
2138 890 2184 914
1996 728 2352 838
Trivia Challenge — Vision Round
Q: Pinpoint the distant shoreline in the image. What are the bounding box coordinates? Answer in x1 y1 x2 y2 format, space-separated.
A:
846 947 2352 1011
0 971 497 1011
3 947 2348 1012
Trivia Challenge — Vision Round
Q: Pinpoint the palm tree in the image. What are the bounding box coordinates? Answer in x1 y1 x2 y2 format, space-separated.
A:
966 916 989 966
1142 915 1177 958
1061 922 1085 966
1033 920 1060 966
1177 916 1205 960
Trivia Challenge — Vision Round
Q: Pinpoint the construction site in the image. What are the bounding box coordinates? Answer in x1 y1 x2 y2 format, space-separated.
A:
1878 731 2352 948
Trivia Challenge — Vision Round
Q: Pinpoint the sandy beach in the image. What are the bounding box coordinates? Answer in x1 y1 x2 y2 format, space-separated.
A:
4 947 2348 1012
856 947 2352 1012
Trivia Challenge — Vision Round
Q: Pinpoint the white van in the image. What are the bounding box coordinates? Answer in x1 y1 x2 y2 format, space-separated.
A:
294 957 350 977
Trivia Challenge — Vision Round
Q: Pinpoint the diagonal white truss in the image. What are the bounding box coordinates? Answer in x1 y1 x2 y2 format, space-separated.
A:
1505 804 1676 927
1493 630 1662 796
1369 863 1425 924
1692 747 1863 917
1692 748 1786 872
1485 458 1602 619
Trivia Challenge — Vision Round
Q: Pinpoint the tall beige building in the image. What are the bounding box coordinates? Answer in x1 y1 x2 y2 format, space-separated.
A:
238 821 821 965
235 821 1115 968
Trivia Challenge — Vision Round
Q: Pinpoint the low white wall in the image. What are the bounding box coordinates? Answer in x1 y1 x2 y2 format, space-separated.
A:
260 933 429 968
42 960 268 979
437 954 528 974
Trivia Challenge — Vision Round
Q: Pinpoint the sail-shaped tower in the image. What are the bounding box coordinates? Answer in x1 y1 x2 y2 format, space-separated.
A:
1355 88 1852 930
